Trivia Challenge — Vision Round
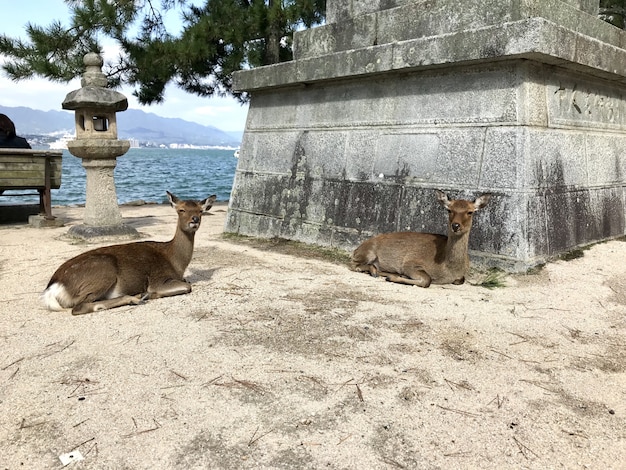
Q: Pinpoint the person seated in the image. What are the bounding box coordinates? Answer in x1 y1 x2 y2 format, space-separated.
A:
0 113 32 149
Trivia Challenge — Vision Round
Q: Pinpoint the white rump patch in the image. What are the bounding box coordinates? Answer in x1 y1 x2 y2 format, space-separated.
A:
41 283 73 311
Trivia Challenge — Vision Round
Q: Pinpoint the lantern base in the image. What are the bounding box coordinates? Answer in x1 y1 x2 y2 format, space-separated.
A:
67 223 140 241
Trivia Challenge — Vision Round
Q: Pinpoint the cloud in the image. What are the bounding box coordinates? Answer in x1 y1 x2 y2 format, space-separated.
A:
194 105 236 117
0 77 80 111
0 74 248 131
137 85 249 130
1 49 248 131
0 0 249 130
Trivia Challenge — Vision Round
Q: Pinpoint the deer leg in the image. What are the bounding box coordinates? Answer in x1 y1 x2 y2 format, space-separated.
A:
73 280 191 315
352 257 383 277
145 279 192 299
384 270 432 288
353 263 380 277
71 295 145 315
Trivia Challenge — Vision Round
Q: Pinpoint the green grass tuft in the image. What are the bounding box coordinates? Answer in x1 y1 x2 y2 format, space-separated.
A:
476 268 507 289
526 263 546 275
559 248 585 261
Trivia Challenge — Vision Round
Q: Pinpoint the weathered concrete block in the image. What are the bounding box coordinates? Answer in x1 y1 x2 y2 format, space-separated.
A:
586 134 626 185
564 0 598 15
228 0 626 271
327 0 412 24
299 0 610 60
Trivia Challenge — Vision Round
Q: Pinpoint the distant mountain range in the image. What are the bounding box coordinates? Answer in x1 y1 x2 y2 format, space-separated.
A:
0 105 242 147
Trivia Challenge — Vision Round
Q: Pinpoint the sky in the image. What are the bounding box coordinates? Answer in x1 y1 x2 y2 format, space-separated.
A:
0 0 249 132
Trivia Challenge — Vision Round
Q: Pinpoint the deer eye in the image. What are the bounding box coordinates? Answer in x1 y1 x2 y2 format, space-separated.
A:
447 210 452 214
467 211 474 216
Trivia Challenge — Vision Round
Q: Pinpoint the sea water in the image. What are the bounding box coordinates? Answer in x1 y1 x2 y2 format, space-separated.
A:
7 148 239 206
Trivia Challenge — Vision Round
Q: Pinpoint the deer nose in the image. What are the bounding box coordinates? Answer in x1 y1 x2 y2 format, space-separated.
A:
191 216 200 224
451 223 461 232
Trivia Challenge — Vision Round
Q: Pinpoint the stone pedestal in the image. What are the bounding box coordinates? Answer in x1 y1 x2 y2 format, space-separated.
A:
227 0 626 271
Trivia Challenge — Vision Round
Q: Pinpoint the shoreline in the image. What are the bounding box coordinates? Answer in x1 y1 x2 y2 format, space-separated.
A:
0 199 231 225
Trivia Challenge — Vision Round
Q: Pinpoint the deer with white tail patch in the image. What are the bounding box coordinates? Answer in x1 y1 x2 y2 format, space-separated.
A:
43 191 216 315
351 190 491 287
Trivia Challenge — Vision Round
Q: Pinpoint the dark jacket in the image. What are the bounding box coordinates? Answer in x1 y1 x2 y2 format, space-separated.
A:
0 132 31 149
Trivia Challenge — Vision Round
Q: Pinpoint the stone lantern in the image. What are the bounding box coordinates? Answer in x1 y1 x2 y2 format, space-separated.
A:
62 52 138 239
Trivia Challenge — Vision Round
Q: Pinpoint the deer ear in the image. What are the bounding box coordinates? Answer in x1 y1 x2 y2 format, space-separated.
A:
202 195 217 212
435 190 451 209
166 191 179 207
474 193 492 210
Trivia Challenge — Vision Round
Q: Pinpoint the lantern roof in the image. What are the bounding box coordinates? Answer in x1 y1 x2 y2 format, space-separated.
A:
61 52 128 111
62 87 128 111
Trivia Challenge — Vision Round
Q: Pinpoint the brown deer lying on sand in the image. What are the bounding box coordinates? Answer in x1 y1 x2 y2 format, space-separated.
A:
42 191 216 315
351 190 491 287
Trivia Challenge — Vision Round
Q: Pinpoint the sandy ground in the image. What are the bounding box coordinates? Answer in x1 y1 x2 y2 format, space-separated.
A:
0 201 625 470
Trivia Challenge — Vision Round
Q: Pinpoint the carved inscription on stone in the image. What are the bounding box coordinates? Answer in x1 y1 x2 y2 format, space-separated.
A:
549 75 625 130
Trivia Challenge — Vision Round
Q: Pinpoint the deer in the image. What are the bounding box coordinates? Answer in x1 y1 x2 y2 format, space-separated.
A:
351 190 491 287
42 191 216 315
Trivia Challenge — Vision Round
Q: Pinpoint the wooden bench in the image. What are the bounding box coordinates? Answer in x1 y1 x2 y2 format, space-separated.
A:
0 149 63 220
